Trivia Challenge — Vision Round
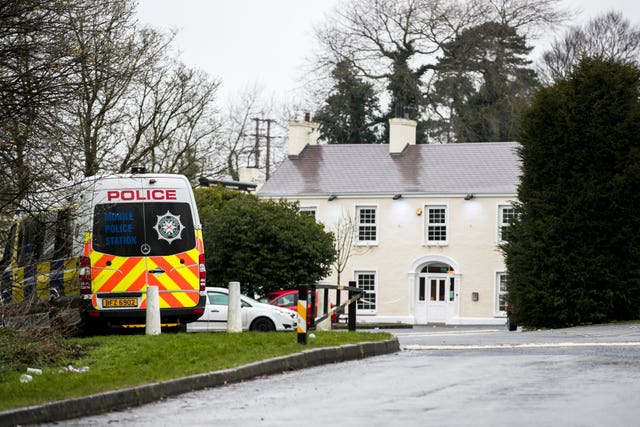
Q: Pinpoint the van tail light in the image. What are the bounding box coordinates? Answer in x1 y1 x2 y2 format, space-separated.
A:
198 253 206 291
79 256 92 294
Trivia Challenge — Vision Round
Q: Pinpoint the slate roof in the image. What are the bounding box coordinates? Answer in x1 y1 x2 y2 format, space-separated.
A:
258 142 521 198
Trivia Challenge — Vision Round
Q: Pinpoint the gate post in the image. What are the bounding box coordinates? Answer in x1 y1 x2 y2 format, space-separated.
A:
348 280 357 331
335 285 341 321
309 283 316 330
323 287 329 320
297 284 308 344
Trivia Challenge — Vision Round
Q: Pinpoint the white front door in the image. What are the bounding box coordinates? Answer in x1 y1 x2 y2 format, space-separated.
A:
427 276 447 323
416 274 457 324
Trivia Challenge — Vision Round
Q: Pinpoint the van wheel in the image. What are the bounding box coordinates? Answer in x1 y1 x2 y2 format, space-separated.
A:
250 317 275 332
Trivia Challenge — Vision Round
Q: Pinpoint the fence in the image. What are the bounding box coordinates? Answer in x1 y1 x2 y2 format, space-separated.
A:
297 281 362 344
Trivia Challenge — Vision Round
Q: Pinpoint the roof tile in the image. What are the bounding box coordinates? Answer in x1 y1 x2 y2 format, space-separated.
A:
258 142 521 197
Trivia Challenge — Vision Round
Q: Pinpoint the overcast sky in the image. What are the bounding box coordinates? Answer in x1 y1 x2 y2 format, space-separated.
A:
136 0 640 105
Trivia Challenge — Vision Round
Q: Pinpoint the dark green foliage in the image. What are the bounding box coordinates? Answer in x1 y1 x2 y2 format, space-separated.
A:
194 187 336 296
504 58 640 328
429 22 537 143
315 60 382 144
386 57 429 140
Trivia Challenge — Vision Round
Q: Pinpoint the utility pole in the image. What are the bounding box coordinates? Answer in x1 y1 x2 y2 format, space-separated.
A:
249 118 277 179
265 119 273 180
253 118 261 168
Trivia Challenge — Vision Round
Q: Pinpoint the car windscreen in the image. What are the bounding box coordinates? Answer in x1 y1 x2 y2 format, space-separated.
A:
92 202 195 257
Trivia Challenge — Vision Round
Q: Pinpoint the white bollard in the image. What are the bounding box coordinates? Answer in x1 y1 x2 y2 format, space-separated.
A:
227 281 242 333
146 285 161 335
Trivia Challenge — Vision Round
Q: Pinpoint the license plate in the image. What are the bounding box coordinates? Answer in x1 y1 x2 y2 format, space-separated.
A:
102 298 138 308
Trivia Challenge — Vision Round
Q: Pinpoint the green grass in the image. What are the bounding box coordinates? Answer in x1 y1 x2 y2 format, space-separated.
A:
0 330 392 411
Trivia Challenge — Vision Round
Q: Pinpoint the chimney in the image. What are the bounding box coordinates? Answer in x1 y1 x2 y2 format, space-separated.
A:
288 113 319 158
238 166 263 190
389 118 417 155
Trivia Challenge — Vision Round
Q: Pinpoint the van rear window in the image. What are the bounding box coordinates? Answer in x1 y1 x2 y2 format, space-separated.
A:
92 202 195 256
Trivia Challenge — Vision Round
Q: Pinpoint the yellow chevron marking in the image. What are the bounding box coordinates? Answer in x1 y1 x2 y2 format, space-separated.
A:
108 256 128 271
115 259 147 292
13 268 25 301
36 262 50 299
174 263 198 287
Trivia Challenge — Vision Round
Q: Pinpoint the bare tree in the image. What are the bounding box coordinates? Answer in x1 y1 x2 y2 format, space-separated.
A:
213 87 263 180
331 211 372 287
206 85 287 181
0 0 76 215
479 0 570 37
331 212 355 289
117 62 221 181
314 0 471 130
1 0 226 233
60 0 171 177
539 11 640 83
312 0 569 141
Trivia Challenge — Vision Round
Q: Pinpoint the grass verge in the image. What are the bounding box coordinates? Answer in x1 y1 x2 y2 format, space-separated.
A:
0 330 392 411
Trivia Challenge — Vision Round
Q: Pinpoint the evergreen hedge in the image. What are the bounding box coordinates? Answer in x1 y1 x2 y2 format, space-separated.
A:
504 58 640 328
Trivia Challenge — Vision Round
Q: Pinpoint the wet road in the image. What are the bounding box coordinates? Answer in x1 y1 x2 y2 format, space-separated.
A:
53 324 640 427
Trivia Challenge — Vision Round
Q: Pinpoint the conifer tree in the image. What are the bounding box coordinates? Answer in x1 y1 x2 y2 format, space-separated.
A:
429 22 537 143
314 60 381 144
504 58 640 328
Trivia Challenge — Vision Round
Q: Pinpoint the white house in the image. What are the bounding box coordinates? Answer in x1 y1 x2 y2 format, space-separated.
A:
258 118 520 325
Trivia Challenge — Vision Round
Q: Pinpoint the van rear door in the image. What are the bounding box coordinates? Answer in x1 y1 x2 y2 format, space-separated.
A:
89 175 202 317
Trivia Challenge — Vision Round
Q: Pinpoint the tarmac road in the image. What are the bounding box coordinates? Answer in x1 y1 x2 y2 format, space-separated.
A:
52 323 640 427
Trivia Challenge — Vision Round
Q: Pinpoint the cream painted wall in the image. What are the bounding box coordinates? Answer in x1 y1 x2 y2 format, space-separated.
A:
297 194 515 325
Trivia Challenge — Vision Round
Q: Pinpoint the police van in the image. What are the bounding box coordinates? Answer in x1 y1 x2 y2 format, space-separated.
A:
0 171 206 332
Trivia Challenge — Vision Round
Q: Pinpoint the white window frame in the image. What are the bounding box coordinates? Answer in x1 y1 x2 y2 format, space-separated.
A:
497 204 515 243
425 204 448 246
299 205 318 222
355 205 378 246
495 271 508 316
354 270 377 314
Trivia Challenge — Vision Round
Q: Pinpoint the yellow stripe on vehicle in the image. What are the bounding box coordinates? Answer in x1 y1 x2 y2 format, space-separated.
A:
36 262 50 299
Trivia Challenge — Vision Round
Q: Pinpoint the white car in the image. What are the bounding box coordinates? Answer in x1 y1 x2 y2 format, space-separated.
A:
187 287 298 332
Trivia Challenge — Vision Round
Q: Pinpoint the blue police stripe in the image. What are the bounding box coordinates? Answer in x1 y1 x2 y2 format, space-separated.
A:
50 259 65 296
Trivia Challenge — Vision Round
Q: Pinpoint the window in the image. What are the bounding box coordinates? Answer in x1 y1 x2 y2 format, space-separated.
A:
93 202 195 256
426 205 447 245
299 206 317 221
41 208 73 261
496 272 508 314
208 291 250 307
498 205 515 242
274 294 296 307
0 224 17 269
430 279 445 301
208 291 229 305
355 271 376 313
17 216 46 266
356 206 377 244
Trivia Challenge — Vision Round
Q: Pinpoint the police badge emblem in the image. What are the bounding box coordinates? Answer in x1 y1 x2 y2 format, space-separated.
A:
154 211 184 244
